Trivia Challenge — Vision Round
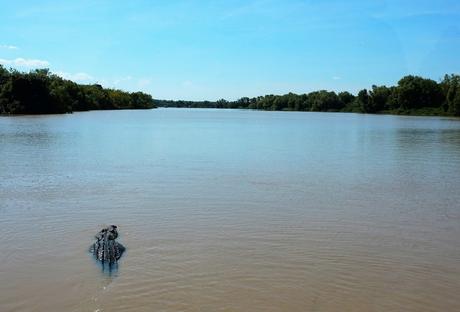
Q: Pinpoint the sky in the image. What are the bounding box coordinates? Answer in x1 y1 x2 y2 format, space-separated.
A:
1 0 460 100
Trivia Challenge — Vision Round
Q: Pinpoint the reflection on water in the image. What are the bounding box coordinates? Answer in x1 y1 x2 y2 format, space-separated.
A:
1 109 460 311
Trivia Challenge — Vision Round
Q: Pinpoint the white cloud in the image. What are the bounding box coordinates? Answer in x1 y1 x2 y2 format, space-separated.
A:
55 71 94 82
332 76 341 80
0 45 19 50
0 57 49 68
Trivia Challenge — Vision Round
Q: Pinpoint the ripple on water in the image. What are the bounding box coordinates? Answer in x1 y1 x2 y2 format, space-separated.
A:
1 110 460 311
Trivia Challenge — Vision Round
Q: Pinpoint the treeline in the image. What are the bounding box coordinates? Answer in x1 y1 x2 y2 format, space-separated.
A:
0 66 156 114
156 74 460 116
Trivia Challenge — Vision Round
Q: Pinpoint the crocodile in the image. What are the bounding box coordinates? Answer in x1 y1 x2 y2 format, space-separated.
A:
89 225 125 266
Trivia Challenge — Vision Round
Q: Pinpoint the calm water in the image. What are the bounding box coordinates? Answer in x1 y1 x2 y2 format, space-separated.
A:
1 108 460 312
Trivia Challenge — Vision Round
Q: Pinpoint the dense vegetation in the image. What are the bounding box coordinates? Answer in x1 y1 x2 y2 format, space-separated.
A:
2 66 459 117
0 66 155 114
156 74 460 116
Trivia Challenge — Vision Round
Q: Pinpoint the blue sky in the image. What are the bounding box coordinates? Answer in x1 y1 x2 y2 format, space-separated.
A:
1 0 460 100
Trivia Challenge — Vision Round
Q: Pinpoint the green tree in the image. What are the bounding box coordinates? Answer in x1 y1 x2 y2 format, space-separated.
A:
396 75 444 110
357 89 370 112
441 74 460 115
338 91 355 107
0 67 155 114
367 85 391 113
309 90 342 111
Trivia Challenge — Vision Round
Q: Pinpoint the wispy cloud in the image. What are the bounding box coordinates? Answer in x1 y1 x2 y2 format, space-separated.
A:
55 71 94 82
0 57 49 67
0 45 19 50
332 76 341 80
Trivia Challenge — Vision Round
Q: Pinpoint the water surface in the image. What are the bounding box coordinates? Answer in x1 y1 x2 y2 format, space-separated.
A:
1 108 460 311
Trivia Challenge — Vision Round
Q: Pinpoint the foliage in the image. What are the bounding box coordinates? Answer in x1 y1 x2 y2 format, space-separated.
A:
396 75 444 110
0 66 156 114
156 73 459 117
2 66 458 117
441 74 460 116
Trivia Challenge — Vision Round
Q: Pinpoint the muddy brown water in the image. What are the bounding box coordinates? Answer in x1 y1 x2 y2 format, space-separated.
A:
1 109 460 311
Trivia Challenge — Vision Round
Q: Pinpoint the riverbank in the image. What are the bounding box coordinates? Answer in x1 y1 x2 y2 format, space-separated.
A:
155 74 460 117
0 66 156 114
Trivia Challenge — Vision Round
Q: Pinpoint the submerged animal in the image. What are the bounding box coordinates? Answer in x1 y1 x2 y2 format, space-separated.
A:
90 225 125 265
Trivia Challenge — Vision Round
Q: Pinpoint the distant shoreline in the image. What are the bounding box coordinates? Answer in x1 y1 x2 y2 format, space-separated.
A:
0 66 156 115
155 106 458 118
155 73 460 118
2 106 457 119
2 67 459 117
0 106 155 117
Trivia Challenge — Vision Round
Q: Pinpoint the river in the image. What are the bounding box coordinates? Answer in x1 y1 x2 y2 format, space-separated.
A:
1 108 459 311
